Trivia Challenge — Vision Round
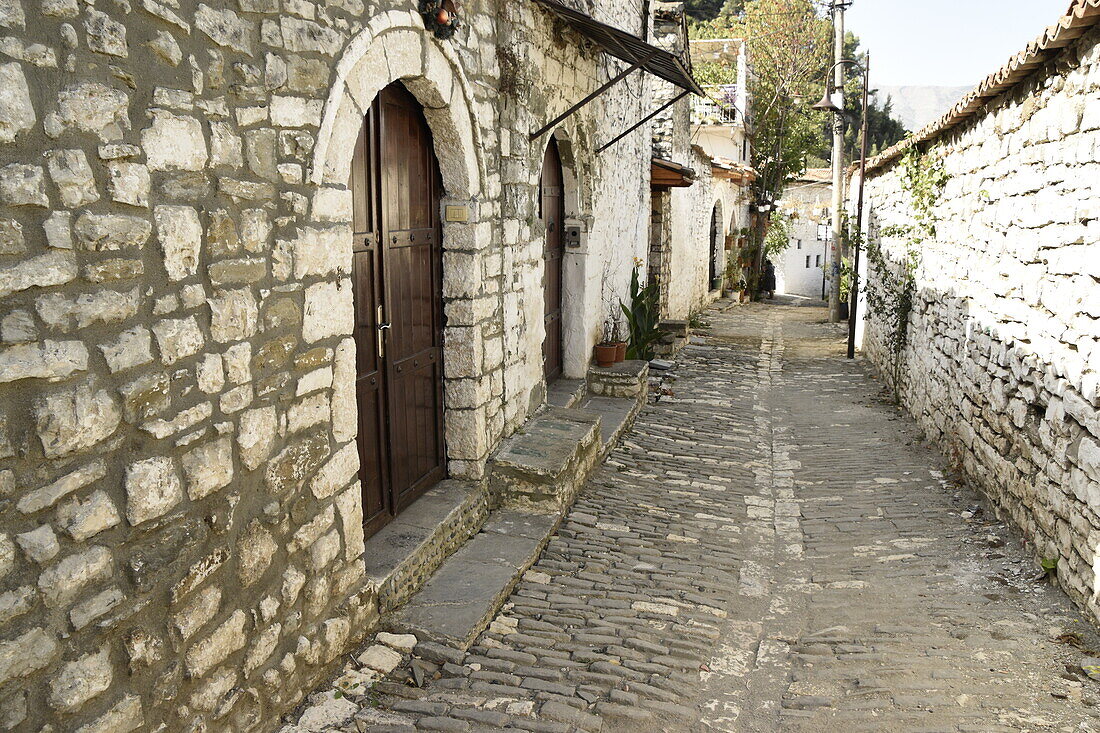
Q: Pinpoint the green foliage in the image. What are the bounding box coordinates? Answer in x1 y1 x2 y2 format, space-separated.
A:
839 256 853 301
692 61 737 87
687 0 746 35
690 0 830 210
763 210 793 259
620 263 661 361
723 251 745 290
863 148 949 396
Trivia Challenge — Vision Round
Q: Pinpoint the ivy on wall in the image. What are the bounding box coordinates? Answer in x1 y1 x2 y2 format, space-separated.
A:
863 147 950 395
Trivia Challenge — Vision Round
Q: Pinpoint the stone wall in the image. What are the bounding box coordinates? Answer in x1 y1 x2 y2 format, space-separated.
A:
776 177 828 298
665 149 747 318
859 24 1100 623
0 0 654 729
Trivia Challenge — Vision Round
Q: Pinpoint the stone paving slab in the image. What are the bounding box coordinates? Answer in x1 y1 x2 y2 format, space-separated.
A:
289 300 1100 733
386 511 557 650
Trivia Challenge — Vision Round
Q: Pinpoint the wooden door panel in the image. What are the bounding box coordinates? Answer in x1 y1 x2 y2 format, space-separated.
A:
541 140 564 383
351 117 391 535
379 83 446 513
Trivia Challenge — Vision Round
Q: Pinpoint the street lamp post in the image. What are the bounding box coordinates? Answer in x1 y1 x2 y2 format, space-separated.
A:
813 55 871 360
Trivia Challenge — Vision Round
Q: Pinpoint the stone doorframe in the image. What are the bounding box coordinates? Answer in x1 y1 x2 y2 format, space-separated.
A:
309 17 493 488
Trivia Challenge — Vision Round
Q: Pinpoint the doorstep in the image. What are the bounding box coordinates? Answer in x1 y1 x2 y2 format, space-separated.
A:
546 377 586 408
488 406 602 512
362 480 490 614
374 363 648 652
654 319 690 357
383 509 557 648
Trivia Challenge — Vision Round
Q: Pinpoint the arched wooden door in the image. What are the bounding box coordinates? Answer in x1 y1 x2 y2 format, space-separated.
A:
351 82 446 539
709 204 721 288
540 140 564 383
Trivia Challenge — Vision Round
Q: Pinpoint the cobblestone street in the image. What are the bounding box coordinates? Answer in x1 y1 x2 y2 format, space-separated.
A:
305 301 1100 732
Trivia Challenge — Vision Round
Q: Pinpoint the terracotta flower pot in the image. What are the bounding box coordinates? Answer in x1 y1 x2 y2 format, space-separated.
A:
614 342 627 362
594 343 617 367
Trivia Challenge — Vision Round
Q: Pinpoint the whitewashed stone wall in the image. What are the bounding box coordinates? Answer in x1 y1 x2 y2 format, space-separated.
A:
0 0 652 729
650 0 749 319
666 151 747 318
777 178 829 298
860 24 1100 624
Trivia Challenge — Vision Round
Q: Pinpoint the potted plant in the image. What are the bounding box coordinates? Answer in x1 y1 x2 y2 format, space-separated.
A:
609 309 627 362
722 253 739 298
594 317 617 367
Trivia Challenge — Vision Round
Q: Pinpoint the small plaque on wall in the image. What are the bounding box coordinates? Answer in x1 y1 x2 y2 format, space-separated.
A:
445 205 469 223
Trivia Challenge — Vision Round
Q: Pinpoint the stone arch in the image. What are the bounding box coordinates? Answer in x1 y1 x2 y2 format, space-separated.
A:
311 18 484 198
311 20 492 486
550 127 587 219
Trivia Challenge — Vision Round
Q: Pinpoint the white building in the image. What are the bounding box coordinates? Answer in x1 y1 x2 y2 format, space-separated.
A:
776 169 831 298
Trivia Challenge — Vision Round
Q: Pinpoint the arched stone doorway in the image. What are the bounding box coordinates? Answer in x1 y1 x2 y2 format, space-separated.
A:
310 21 488 544
350 81 446 537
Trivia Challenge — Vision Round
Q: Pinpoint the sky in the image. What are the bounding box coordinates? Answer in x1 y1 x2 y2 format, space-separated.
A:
845 0 1070 87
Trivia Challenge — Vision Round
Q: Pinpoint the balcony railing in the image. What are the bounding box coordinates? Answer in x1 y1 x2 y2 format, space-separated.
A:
692 85 739 126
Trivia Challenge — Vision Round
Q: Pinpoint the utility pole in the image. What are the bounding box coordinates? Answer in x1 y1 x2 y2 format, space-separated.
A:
827 0 847 322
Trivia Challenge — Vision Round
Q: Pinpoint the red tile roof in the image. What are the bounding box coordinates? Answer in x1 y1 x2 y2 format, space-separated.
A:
863 0 1100 176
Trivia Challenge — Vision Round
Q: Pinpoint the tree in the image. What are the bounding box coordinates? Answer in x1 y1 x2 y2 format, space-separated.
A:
688 0 746 36
688 3 907 295
696 0 831 297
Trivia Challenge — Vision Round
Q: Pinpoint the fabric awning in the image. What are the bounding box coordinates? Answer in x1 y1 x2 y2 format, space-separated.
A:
533 0 705 96
529 0 705 143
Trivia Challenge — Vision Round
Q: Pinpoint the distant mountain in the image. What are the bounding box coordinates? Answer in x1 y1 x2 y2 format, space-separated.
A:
873 85 974 132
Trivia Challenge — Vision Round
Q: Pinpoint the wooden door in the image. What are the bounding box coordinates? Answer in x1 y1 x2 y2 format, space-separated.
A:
541 140 564 383
350 82 446 538
709 205 720 288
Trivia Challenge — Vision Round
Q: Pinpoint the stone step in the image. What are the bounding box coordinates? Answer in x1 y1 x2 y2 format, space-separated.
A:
384 509 557 649
546 377 585 408
363 480 490 614
488 406 602 512
580 395 638 456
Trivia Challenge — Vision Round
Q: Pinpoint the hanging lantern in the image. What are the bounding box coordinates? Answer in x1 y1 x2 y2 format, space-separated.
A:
420 0 460 40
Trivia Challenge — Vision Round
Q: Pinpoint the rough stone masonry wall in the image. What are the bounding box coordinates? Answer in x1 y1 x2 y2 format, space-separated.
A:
0 0 652 730
495 0 650 404
861 24 1100 624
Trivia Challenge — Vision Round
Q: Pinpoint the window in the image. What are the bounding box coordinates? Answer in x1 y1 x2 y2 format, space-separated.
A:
815 255 822 267
805 256 811 268
796 239 802 250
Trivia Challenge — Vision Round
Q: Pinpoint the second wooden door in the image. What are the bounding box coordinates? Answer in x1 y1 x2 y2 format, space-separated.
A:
541 140 564 383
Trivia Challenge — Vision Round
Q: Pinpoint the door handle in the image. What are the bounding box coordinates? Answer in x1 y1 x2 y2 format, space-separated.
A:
376 309 390 358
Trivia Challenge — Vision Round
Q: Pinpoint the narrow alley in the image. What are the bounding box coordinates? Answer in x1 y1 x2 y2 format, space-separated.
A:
294 300 1100 732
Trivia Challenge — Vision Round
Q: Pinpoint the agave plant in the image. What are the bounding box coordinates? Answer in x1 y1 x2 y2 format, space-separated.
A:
620 262 661 361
